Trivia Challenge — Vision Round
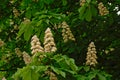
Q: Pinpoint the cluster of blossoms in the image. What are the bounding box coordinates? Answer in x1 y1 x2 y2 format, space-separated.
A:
45 71 58 80
15 48 31 65
2 77 6 80
61 22 75 42
31 28 57 53
86 42 98 66
22 51 31 65
31 35 44 55
98 2 109 16
80 0 86 6
15 48 22 57
0 39 4 47
30 27 57 61
57 22 75 42
13 7 20 17
23 18 30 23
44 28 57 52
30 28 58 79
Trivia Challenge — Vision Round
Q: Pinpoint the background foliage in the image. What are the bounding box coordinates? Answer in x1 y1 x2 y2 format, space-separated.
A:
0 0 120 80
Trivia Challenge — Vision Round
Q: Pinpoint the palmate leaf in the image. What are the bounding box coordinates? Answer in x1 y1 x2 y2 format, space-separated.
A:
13 66 40 80
70 59 78 72
62 55 78 72
17 19 34 41
12 67 28 80
12 68 23 80
53 54 78 74
22 66 39 80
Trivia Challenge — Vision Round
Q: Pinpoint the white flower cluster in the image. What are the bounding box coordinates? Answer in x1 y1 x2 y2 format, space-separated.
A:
62 22 75 42
2 77 6 80
15 48 22 57
15 48 32 65
86 42 98 66
50 71 58 80
31 35 44 55
59 21 75 42
31 27 57 54
45 71 58 80
22 51 31 65
30 28 57 61
23 18 30 23
44 28 57 52
98 2 109 16
13 7 20 17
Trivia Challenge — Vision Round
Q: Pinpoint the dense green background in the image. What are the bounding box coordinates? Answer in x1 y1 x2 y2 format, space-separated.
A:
0 0 120 80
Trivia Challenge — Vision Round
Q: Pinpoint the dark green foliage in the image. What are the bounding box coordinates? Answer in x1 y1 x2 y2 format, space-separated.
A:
0 0 120 80
12 53 78 80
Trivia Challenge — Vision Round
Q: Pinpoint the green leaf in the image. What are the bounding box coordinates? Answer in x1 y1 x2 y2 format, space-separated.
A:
17 20 33 41
43 0 54 4
85 7 92 21
64 69 76 74
51 66 66 78
12 68 23 80
17 22 26 38
87 71 97 80
24 25 33 41
53 55 78 72
75 75 86 80
22 69 32 80
97 73 106 80
62 0 67 6
25 7 31 19
78 66 83 71
78 6 86 20
83 66 90 72
91 5 97 17
23 69 39 80
31 69 40 80
86 0 91 3
99 71 112 80
68 58 78 72
13 66 30 80
36 66 48 72
13 66 40 80
38 15 48 20
36 20 43 26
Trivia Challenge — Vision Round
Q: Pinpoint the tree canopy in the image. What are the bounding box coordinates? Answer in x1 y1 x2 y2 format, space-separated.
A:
0 0 120 80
